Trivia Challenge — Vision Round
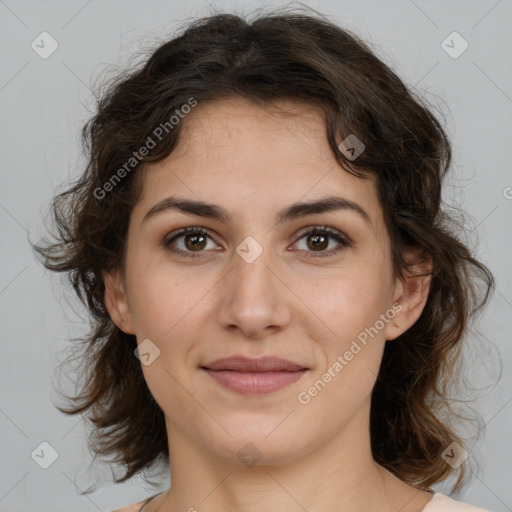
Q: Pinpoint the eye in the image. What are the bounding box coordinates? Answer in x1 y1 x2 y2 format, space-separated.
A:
164 225 351 260
292 226 351 258
164 227 220 258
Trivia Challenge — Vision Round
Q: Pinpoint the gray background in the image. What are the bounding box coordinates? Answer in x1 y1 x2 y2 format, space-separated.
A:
1 0 511 511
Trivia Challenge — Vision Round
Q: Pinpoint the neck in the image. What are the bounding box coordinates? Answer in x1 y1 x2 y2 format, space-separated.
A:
145 400 432 512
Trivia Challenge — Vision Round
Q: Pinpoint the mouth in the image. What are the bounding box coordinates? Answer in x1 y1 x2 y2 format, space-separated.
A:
200 355 309 394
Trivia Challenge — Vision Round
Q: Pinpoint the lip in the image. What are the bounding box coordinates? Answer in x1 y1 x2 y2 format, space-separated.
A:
201 356 309 394
202 355 307 372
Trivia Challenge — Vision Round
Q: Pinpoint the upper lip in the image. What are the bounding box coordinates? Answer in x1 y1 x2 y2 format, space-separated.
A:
201 356 307 372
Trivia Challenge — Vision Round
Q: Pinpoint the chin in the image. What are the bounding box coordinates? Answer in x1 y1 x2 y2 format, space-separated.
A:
202 424 308 467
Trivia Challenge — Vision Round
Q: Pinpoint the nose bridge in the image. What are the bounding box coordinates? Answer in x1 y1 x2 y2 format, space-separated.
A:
233 244 274 298
216 238 290 337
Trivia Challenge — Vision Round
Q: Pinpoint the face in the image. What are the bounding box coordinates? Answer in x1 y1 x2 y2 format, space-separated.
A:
105 97 424 466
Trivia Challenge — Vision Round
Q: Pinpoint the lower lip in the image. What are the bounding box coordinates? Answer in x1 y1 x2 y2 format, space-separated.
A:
202 369 308 394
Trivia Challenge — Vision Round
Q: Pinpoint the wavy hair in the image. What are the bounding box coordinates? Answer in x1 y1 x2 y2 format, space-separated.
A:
34 7 494 492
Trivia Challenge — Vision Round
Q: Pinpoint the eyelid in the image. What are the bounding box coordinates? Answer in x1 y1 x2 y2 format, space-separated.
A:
294 224 350 242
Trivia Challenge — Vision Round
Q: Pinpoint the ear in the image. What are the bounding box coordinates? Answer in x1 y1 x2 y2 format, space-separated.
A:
386 247 432 341
103 268 136 335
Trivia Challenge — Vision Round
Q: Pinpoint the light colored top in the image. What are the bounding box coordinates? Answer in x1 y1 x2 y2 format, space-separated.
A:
112 492 491 512
424 493 490 511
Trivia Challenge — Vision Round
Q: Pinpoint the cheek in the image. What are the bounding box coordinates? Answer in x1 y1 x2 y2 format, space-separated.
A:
125 253 217 386
292 255 393 342
293 266 391 429
125 263 207 424
125 251 208 337
289 252 394 413
294 339 382 452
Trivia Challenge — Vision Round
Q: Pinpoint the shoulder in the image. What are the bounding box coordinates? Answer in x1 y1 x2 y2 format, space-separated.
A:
112 492 162 512
424 493 491 512
112 499 147 512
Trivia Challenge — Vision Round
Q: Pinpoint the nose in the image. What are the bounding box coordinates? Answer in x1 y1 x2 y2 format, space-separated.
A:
216 246 291 339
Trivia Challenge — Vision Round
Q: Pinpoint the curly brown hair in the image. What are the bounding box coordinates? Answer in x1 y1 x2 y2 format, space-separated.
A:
34 7 494 493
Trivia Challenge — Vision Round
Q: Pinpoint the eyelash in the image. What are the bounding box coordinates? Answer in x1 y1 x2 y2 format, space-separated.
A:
164 226 351 259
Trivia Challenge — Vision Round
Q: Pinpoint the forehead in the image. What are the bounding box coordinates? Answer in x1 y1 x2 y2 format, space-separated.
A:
135 97 384 236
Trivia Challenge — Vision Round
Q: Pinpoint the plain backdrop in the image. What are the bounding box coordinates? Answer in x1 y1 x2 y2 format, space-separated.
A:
0 0 511 511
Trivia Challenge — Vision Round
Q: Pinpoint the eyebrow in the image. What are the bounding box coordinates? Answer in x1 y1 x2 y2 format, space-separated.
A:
142 195 372 227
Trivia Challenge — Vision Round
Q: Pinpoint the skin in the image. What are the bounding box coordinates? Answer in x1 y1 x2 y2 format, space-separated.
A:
105 96 433 512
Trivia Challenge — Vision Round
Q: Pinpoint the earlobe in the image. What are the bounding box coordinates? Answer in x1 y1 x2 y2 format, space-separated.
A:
103 269 136 335
386 247 432 341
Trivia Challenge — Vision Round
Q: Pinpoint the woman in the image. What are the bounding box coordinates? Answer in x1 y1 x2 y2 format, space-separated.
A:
35 9 494 512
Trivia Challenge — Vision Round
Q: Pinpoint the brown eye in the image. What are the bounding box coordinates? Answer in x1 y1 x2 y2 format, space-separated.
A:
306 233 329 251
183 232 207 251
164 225 351 260
165 227 218 258
293 226 351 258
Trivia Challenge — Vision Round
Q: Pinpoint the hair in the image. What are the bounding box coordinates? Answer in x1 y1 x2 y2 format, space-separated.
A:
34 7 494 493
